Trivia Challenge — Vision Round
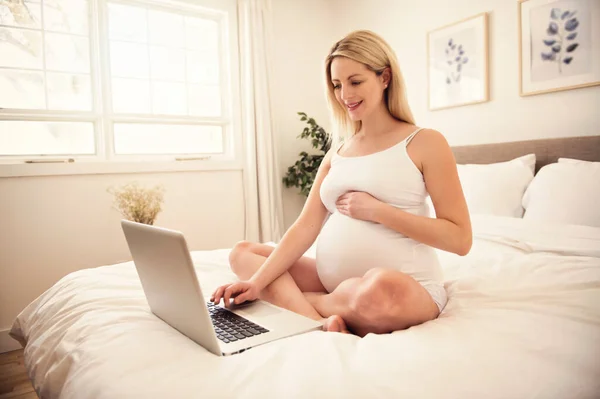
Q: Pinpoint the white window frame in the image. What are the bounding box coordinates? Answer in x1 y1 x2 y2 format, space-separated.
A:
0 0 243 177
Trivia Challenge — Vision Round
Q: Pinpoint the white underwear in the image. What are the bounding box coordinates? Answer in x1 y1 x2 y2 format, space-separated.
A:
423 284 447 314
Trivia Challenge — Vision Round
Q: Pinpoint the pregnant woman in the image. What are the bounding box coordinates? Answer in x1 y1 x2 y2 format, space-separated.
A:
212 30 472 337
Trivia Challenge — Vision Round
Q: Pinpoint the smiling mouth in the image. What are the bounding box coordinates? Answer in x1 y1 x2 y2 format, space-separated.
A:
346 101 362 111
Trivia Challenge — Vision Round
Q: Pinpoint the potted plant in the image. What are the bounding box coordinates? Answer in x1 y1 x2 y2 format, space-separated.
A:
282 112 332 197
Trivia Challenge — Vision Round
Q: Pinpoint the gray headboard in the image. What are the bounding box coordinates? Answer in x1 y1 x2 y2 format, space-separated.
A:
451 135 600 173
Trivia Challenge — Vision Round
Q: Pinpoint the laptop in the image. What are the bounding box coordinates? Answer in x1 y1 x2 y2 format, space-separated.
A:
121 220 322 356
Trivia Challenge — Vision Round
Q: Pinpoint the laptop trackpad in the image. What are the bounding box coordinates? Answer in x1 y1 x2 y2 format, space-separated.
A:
239 302 282 318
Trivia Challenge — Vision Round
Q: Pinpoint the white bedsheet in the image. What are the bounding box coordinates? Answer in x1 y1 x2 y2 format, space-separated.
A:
10 216 600 399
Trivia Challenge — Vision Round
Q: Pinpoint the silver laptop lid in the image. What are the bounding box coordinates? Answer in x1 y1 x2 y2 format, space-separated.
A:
121 220 222 356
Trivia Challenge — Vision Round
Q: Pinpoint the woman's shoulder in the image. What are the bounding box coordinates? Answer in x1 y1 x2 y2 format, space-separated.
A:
388 121 447 145
410 127 448 147
404 127 452 167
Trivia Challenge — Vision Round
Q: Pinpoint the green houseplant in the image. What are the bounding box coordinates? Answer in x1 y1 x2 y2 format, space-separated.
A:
282 112 332 197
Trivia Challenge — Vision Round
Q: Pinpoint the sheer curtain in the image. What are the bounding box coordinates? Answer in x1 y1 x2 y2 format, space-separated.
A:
238 0 284 243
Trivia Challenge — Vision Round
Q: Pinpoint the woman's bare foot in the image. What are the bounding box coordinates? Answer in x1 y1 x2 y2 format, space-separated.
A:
323 315 350 334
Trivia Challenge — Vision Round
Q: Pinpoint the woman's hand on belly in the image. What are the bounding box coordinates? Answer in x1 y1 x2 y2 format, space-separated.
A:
336 191 385 222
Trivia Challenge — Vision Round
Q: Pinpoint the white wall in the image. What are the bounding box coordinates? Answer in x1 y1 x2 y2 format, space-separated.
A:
328 0 599 145
0 171 244 350
271 0 337 230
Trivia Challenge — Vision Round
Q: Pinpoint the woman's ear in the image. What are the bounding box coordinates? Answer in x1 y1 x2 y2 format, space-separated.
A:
382 67 391 87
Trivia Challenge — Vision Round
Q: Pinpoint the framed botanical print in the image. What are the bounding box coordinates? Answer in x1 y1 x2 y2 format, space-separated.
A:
518 0 600 96
427 13 489 111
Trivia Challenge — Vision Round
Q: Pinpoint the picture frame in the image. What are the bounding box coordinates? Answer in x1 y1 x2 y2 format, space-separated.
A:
518 0 600 96
427 13 489 111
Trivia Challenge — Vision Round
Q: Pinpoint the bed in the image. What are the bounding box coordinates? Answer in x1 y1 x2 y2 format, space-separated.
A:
10 135 600 399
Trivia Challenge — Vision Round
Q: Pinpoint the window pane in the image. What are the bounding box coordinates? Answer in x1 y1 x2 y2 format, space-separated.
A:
112 78 150 113
185 16 218 51
187 49 219 85
0 1 42 29
110 41 149 78
0 27 43 69
188 84 220 117
0 68 45 109
45 32 90 73
152 81 186 115
47 72 91 110
43 0 88 35
108 3 147 43
148 9 183 46
150 45 185 81
0 121 95 155
114 123 223 155
105 3 229 129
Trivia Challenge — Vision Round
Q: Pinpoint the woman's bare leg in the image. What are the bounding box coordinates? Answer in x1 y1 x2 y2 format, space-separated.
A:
228 241 327 321
306 268 440 337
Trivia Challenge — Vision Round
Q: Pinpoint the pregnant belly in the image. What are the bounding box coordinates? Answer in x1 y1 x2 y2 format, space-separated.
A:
315 212 417 292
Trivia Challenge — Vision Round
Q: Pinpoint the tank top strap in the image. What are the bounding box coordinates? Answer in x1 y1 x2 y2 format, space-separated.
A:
332 140 345 157
405 127 425 146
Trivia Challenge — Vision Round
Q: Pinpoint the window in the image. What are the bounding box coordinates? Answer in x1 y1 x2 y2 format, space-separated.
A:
0 0 241 174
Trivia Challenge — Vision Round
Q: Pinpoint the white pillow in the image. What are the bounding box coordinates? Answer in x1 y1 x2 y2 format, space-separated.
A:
456 154 536 218
522 159 600 227
558 157 595 164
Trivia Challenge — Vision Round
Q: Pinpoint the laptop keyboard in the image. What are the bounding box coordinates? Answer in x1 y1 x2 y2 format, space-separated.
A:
206 301 269 344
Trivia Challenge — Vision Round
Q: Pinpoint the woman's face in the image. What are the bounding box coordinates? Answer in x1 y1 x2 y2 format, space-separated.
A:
330 56 387 122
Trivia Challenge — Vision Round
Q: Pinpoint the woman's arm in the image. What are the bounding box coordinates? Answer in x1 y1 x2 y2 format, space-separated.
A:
372 206 471 256
248 148 334 291
336 130 472 255
378 129 471 255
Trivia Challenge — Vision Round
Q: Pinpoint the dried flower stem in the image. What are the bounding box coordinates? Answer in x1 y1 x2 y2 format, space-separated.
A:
107 182 165 225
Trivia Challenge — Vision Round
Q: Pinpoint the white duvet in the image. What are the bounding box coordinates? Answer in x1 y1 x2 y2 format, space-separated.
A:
10 216 600 399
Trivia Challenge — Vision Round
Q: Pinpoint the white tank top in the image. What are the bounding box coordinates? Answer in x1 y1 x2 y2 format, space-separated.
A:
315 128 443 292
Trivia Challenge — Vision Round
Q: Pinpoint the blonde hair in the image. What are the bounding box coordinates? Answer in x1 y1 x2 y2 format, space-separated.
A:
325 30 415 148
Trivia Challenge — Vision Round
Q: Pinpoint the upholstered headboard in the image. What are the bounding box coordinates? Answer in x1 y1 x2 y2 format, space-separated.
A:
451 135 600 173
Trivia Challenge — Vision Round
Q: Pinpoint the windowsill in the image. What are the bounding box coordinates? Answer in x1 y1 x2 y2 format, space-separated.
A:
0 159 244 178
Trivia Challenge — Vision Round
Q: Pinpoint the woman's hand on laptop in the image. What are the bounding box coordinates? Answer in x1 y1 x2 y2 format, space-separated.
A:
210 281 259 308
